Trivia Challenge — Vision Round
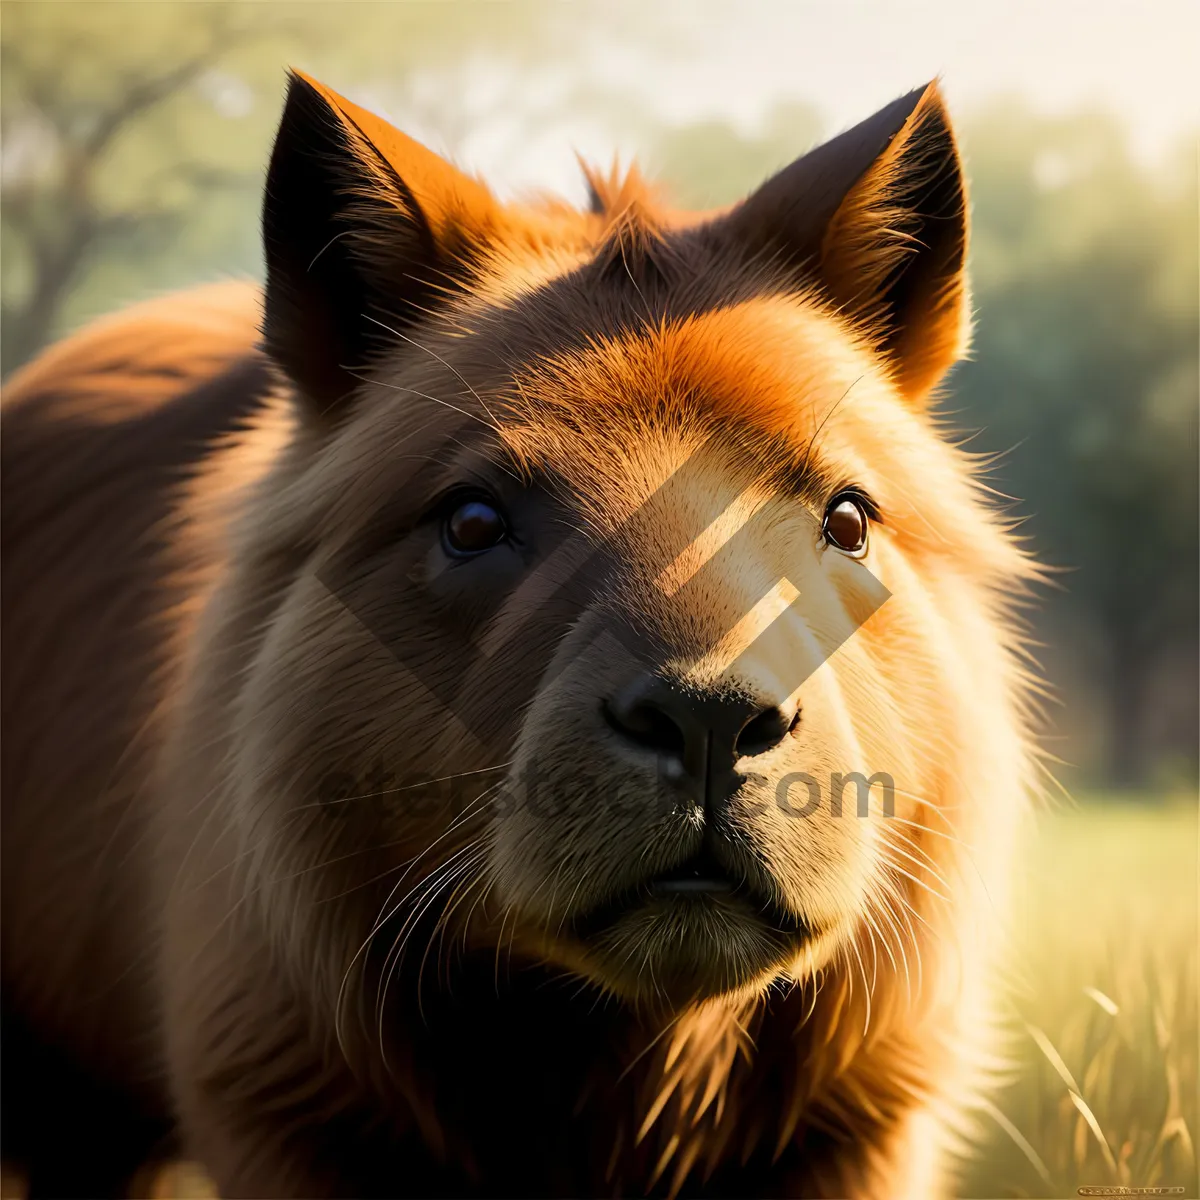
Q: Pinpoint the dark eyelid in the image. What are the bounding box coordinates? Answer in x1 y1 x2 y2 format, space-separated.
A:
425 474 506 523
829 485 882 525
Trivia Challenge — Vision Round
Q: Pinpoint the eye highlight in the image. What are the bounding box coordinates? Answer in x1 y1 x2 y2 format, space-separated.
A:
443 496 508 557
822 490 872 557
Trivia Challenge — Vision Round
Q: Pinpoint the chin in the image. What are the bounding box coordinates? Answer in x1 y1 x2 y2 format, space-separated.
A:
562 892 815 1007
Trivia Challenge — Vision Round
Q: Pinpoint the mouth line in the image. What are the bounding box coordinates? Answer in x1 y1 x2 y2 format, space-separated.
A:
648 846 736 895
652 876 733 894
569 847 810 941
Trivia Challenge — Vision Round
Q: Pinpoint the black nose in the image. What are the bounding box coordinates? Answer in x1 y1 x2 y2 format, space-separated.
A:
603 673 798 780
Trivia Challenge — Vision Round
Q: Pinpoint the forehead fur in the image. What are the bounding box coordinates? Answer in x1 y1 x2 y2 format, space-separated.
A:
462 163 689 311
440 180 921 499
496 297 883 504
438 182 890 499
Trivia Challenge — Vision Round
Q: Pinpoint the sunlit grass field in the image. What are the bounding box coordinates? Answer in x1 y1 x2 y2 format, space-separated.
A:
962 797 1198 1198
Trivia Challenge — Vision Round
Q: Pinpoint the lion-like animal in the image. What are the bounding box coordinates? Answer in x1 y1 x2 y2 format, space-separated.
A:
1 74 1040 1198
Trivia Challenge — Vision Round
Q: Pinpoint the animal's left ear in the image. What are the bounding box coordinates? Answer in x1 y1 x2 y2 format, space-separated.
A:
262 71 500 419
719 81 969 404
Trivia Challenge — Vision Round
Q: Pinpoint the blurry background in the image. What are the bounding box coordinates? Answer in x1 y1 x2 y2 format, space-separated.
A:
1 2 1195 1196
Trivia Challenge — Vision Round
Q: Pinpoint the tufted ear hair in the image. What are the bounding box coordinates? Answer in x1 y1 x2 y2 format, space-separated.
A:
717 81 970 405
261 70 500 417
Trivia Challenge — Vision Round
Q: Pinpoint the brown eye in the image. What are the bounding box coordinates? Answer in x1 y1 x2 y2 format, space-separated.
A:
822 493 869 556
443 497 507 556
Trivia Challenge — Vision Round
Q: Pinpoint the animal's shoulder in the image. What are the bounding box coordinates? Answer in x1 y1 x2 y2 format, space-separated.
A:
2 282 274 554
2 280 264 425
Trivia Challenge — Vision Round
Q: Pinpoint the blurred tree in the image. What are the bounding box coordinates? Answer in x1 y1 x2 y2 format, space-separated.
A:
1 4 252 372
955 107 1198 784
0 0 552 376
645 102 823 209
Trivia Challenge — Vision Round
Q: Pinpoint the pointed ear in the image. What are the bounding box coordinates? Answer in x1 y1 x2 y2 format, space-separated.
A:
262 71 499 416
719 82 969 404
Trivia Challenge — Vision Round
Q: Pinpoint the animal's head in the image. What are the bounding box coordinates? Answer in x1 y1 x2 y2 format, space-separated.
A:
229 72 1032 1016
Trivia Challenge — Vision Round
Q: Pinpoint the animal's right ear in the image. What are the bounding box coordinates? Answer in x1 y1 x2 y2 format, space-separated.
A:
713 83 970 406
262 71 499 419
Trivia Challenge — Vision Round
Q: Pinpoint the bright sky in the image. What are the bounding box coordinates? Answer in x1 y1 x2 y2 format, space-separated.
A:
624 0 1198 154
386 0 1197 202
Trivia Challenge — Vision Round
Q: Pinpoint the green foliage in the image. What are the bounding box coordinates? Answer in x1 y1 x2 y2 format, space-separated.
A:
644 102 823 208
0 0 550 372
954 107 1199 783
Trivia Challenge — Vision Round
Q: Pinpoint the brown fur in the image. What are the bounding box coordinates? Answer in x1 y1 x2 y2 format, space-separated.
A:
1 74 1040 1198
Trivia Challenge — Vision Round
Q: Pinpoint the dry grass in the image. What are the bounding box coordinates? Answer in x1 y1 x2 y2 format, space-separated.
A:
962 797 1198 1198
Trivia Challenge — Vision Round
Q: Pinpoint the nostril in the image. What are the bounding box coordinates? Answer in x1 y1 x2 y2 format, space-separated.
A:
603 698 687 758
734 705 798 758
